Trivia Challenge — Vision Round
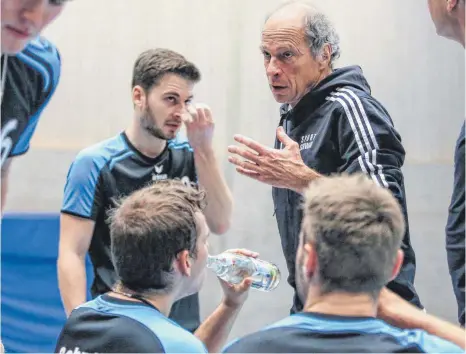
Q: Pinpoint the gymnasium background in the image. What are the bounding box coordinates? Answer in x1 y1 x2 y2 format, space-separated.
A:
2 0 465 352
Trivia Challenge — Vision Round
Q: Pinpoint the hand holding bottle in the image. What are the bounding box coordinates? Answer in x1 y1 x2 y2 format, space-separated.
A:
215 249 259 308
207 248 281 293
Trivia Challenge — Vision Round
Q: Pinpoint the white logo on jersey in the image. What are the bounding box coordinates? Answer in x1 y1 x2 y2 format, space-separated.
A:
152 173 168 181
152 164 168 181
1 118 19 167
154 165 163 174
58 346 96 354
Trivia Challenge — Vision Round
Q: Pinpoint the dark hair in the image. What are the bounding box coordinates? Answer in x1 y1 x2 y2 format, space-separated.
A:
131 48 201 92
107 179 206 295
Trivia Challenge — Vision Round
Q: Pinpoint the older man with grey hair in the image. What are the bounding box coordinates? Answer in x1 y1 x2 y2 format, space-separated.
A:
228 0 422 314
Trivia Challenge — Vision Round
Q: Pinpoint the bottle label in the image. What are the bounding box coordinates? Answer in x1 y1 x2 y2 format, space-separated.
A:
251 259 278 290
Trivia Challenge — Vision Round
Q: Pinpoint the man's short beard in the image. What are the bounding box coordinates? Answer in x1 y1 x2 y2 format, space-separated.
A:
140 106 168 140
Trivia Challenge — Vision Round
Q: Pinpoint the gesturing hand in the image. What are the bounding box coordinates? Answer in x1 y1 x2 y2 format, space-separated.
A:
228 127 319 192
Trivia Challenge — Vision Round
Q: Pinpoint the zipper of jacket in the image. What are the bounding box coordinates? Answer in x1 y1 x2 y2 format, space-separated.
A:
274 113 287 217
283 116 292 206
273 112 292 217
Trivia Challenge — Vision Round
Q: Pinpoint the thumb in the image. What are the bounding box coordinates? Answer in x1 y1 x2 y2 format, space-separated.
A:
240 277 253 291
276 126 294 146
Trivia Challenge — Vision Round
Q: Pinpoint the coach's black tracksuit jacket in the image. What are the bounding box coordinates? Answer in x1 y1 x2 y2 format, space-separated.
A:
272 65 422 313
446 122 465 326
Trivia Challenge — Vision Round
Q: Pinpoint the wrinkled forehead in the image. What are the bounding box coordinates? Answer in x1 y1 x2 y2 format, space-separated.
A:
261 25 307 51
261 9 308 51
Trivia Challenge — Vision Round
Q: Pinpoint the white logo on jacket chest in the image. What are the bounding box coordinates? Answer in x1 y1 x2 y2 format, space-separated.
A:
299 133 317 151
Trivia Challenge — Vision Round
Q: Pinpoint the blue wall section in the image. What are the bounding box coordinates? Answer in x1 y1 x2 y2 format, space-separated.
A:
1 213 94 353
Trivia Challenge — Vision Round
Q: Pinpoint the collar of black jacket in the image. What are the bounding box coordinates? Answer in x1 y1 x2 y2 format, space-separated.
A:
280 65 372 125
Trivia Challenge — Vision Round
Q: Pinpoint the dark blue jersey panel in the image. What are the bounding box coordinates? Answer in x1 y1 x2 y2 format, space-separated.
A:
10 37 61 156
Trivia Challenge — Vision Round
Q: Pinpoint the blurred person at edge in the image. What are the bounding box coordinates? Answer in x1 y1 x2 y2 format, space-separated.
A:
1 0 71 212
428 0 465 327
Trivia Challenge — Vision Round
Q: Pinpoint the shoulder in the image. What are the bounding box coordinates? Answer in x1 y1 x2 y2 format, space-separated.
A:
223 328 284 353
81 296 206 353
57 304 166 353
15 36 61 93
133 307 207 353
223 317 294 353
326 87 394 130
325 87 379 113
363 321 463 353
68 135 129 176
397 328 464 353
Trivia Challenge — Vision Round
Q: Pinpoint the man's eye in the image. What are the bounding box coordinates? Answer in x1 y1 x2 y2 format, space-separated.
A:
282 52 293 59
49 0 67 5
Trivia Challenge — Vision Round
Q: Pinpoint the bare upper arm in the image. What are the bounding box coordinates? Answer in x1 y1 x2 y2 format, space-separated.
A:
59 213 96 258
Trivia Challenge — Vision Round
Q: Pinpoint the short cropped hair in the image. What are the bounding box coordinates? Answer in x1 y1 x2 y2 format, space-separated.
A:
301 174 405 297
131 48 201 92
108 179 206 295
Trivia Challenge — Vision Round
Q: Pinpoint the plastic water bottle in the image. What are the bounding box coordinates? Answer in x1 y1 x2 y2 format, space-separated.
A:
206 252 281 292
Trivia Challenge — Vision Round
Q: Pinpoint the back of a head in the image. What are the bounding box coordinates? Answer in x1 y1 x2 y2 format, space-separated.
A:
131 48 201 92
302 174 405 297
108 179 206 295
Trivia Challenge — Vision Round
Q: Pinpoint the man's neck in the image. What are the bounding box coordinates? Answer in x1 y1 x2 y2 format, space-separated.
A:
109 286 174 317
289 68 333 108
125 119 167 159
303 288 377 318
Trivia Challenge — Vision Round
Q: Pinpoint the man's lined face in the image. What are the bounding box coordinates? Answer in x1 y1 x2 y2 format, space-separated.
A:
261 8 322 107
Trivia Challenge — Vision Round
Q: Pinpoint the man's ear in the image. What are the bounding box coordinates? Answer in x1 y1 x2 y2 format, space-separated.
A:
303 243 318 276
132 85 146 109
388 249 404 282
175 250 191 277
447 0 460 12
318 44 332 70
